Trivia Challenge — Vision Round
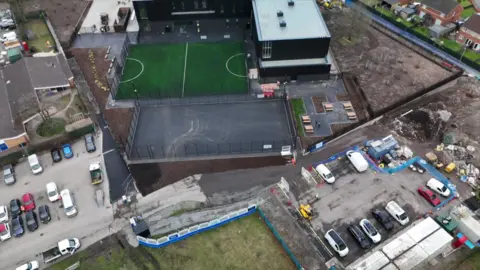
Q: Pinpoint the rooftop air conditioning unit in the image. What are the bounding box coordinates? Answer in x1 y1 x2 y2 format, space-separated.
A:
277 10 284 17
288 0 295 6
279 20 287 27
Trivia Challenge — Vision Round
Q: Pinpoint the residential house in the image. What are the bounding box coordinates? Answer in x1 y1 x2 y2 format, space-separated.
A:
0 54 73 154
456 13 480 51
418 0 463 26
381 0 410 11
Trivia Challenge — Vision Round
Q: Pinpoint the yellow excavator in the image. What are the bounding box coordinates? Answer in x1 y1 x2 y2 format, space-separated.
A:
317 0 343 9
299 204 315 220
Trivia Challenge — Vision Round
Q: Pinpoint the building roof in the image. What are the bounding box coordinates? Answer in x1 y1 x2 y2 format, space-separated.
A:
0 77 20 139
2 59 38 138
383 0 400 5
463 14 480 34
422 0 460 15
252 0 330 41
25 55 70 89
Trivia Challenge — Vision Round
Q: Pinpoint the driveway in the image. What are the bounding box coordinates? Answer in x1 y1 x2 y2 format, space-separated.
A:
0 137 114 269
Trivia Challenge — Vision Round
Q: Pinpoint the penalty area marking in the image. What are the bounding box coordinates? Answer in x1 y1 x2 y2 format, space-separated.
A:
120 58 145 83
182 43 189 98
226 53 247 78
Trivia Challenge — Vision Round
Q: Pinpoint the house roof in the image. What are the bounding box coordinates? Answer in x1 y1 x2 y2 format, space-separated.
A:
463 14 480 33
383 0 400 5
2 59 38 138
25 55 70 89
0 77 20 139
252 0 330 41
422 0 460 15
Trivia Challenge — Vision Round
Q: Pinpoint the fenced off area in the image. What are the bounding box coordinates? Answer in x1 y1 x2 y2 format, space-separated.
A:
113 41 248 99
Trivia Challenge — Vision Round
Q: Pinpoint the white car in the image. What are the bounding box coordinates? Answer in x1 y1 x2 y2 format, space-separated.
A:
0 205 8 223
0 223 11 241
324 229 349 257
315 164 335 184
16 261 39 270
427 178 450 197
360 219 381 243
46 182 60 202
346 150 369 172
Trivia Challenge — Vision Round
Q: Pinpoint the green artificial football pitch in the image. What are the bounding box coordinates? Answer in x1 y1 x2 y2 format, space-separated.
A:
116 41 247 99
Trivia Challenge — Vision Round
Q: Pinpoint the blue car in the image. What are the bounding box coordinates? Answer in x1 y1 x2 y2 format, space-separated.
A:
62 144 74 159
11 216 24 237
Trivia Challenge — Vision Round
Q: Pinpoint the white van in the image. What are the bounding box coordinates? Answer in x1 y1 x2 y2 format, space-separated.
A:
427 178 450 197
315 164 335 184
1 31 16 42
60 189 77 217
346 150 369 172
385 201 409 225
28 154 43 175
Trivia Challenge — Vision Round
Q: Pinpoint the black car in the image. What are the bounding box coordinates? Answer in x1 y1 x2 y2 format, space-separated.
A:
51 148 62 163
25 211 38 232
10 199 22 218
39 205 51 224
348 224 371 249
84 134 96 152
11 215 24 237
372 209 395 231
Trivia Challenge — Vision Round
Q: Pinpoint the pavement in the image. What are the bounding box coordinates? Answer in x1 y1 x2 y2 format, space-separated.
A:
0 137 115 270
96 114 131 202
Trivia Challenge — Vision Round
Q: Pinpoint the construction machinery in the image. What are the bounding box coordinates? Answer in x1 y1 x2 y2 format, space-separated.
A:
317 0 343 9
425 152 444 169
300 204 315 220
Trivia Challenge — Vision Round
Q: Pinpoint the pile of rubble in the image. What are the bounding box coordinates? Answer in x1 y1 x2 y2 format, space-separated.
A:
390 102 452 141
437 142 479 189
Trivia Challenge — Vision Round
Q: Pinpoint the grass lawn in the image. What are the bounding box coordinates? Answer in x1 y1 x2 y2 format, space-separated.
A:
24 19 55 52
412 26 431 39
36 118 66 137
184 42 247 96
460 0 473 8
461 7 476 19
48 213 294 270
117 43 186 99
116 41 247 100
291 98 306 137
441 38 480 63
458 251 480 268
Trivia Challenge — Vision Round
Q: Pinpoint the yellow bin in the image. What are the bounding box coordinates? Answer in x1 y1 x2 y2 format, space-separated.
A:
445 163 456 173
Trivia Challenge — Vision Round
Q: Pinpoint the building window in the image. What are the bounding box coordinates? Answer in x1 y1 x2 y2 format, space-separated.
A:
172 2 176 11
262 41 272 59
194 0 199 9
181 1 185 10
473 43 479 51
465 39 472 46
220 4 224 13
202 0 207 9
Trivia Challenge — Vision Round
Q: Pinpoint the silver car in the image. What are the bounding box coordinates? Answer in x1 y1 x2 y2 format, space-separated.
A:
84 134 96 153
3 164 15 185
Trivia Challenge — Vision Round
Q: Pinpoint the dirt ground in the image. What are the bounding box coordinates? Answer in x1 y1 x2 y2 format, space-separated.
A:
70 48 133 144
19 0 89 46
129 156 286 195
323 9 452 113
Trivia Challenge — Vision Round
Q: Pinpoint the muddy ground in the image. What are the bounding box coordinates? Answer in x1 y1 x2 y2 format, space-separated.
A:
323 9 452 113
19 0 89 46
70 48 133 144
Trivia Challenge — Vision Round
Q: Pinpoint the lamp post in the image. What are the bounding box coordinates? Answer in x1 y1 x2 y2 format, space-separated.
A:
460 45 467 62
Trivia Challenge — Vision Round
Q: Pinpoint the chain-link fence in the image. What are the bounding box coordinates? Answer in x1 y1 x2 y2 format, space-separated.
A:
125 103 140 156
127 139 291 160
106 35 130 99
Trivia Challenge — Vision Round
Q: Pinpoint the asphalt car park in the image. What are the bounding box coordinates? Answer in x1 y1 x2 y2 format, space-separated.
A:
308 155 450 264
0 138 113 269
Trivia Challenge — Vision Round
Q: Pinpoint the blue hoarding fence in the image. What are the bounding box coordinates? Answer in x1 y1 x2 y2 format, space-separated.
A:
137 205 304 269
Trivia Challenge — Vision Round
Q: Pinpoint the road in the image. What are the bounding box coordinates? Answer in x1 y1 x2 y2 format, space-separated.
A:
0 136 114 269
348 1 480 78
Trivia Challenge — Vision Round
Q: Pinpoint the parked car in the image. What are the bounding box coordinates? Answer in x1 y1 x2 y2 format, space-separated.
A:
11 215 24 237
0 205 9 223
315 164 335 184
62 144 74 159
38 205 51 224
418 186 441 206
51 148 62 163
385 201 409 225
10 199 22 218
324 229 349 257
84 134 96 152
359 219 381 243
46 182 60 202
346 150 369 172
22 193 35 211
348 224 371 249
426 178 450 197
0 223 11 241
15 261 39 270
25 211 38 232
372 209 394 230
3 164 16 185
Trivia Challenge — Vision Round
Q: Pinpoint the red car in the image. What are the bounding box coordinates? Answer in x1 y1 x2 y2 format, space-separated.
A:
418 187 441 206
21 193 35 211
